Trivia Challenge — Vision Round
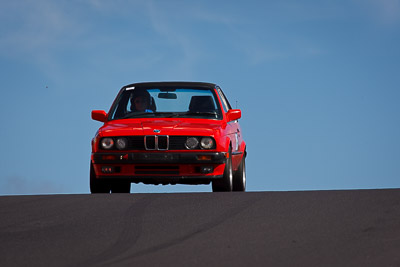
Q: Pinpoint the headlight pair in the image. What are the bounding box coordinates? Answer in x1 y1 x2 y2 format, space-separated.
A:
101 136 214 150
101 137 127 150
185 137 214 150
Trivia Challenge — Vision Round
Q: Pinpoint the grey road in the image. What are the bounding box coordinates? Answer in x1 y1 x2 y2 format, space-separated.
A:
1 189 400 266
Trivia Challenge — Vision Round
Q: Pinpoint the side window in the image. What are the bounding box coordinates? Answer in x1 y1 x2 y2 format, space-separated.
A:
217 87 232 112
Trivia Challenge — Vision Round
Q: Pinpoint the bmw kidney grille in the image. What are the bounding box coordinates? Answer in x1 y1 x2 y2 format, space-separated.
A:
145 135 169 150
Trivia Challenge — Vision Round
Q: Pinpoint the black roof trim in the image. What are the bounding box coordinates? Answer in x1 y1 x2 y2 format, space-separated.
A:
122 81 217 90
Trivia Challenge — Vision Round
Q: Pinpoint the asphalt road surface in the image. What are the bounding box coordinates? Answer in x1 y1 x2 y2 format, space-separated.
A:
1 189 400 266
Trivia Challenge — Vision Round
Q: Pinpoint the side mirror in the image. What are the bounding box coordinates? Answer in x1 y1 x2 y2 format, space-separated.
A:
226 109 241 122
91 110 107 122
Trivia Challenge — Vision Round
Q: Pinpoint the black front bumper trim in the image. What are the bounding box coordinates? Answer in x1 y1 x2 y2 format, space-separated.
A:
93 152 227 164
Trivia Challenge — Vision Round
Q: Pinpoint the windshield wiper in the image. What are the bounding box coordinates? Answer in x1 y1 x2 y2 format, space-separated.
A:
120 111 217 119
180 111 218 117
120 112 179 119
121 112 155 119
153 112 177 117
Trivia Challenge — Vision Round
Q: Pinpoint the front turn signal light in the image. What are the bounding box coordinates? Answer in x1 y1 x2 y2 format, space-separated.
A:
197 155 212 161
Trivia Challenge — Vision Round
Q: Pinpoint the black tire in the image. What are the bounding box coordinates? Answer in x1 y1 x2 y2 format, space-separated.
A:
233 156 246 192
212 147 233 192
111 182 131 193
90 163 111 193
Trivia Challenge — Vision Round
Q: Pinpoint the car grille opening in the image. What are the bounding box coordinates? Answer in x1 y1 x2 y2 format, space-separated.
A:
145 136 156 150
158 136 168 150
144 135 169 150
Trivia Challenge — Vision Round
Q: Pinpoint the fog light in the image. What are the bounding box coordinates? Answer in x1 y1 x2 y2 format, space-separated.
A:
200 166 213 174
101 166 115 173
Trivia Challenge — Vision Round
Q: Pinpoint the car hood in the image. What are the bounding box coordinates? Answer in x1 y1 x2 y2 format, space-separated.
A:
99 119 224 136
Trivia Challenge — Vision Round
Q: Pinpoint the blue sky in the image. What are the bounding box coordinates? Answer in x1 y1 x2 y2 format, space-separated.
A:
1 0 399 195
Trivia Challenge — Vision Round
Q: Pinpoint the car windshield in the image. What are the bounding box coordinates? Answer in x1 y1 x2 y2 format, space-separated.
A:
109 87 223 120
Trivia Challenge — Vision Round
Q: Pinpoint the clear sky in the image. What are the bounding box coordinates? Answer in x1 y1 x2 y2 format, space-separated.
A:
1 0 399 195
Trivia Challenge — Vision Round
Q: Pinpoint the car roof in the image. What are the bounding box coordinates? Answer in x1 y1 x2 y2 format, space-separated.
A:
122 81 218 90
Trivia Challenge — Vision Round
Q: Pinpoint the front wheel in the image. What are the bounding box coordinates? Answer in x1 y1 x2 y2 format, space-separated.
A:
233 157 246 191
111 182 131 193
90 163 111 193
212 148 233 192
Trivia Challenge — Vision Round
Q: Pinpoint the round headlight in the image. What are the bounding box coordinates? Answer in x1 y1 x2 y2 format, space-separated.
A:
185 137 199 149
200 137 214 149
101 138 114 149
116 137 128 150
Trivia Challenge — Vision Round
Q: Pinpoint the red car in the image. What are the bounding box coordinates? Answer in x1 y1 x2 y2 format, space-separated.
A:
90 82 246 193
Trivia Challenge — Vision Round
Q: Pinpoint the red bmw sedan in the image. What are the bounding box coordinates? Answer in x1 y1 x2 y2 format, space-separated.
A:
90 82 246 193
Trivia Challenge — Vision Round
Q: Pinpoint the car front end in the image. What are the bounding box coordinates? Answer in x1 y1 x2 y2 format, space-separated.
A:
90 81 246 193
91 119 229 185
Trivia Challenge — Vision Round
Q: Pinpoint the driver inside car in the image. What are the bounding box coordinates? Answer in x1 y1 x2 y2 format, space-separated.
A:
130 90 154 113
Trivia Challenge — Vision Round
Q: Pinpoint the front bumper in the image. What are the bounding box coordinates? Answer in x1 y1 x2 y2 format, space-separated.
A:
91 152 227 185
92 152 227 164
